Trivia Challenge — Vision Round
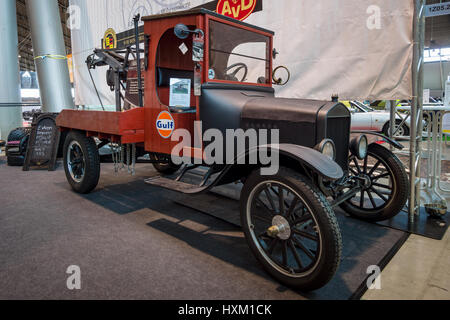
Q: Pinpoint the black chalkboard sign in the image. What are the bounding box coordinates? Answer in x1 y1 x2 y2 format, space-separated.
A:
23 113 60 171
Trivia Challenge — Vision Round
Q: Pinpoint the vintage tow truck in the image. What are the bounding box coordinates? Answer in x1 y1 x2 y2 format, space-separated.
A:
57 9 409 291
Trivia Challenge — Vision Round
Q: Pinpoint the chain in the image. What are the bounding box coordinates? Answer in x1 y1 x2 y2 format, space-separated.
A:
131 144 136 176
109 142 136 175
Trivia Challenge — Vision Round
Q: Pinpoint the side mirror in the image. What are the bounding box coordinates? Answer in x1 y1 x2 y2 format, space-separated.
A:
174 24 204 40
272 66 290 86
174 24 190 39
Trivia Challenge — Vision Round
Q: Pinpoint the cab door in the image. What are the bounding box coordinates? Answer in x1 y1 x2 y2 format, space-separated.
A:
144 16 202 158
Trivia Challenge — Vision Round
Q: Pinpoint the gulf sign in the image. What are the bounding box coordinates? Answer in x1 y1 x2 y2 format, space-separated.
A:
216 0 257 21
156 111 175 139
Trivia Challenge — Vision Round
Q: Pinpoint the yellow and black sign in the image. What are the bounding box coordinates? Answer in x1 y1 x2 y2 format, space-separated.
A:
102 26 145 50
103 28 117 49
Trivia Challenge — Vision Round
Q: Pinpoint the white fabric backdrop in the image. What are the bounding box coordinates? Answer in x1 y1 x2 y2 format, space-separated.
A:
70 0 414 107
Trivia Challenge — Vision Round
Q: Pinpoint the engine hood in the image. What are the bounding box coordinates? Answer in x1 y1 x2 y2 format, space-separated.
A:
199 83 351 170
241 96 351 170
242 97 348 124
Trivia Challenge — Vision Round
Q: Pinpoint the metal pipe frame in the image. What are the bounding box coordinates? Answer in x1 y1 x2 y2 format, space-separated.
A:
389 100 396 151
437 111 450 194
409 0 426 220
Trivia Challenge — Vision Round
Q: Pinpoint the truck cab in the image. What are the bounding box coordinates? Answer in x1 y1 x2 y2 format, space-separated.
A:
142 8 275 159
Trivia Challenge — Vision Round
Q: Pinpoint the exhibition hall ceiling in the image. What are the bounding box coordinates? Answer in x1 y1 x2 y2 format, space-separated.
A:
15 0 450 71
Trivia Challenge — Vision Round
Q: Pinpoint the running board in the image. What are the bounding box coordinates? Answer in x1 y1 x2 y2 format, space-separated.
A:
144 176 209 194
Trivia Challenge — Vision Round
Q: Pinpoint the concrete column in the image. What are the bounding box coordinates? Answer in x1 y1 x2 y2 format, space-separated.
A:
26 0 75 113
0 0 22 140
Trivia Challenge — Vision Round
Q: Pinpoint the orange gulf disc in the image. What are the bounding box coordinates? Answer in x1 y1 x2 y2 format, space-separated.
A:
216 0 257 21
156 111 175 139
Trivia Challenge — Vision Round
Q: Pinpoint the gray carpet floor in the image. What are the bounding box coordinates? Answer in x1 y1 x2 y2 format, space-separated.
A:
0 159 407 300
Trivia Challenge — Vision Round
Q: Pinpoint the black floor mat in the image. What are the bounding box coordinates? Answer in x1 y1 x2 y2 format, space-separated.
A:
377 208 449 240
174 184 409 300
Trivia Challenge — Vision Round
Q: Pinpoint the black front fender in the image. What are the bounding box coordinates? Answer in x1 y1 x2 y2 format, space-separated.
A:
352 131 404 150
275 144 344 181
211 144 344 188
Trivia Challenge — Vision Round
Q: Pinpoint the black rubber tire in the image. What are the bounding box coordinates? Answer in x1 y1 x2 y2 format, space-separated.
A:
6 129 29 167
340 143 409 222
150 154 181 175
7 155 25 167
240 167 342 291
7 128 27 142
63 131 100 194
382 120 409 137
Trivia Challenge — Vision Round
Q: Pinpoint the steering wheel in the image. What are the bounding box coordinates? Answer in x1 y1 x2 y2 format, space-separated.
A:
224 63 248 82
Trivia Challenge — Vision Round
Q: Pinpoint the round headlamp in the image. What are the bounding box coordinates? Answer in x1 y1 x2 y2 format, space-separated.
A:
316 139 336 160
350 135 368 160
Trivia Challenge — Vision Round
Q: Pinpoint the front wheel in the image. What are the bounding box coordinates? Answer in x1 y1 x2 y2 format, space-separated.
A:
150 153 181 175
339 143 409 222
240 167 342 291
63 131 100 194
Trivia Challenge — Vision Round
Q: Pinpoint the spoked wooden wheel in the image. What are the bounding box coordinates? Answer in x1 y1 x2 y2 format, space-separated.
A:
250 182 322 275
241 167 342 291
340 143 409 222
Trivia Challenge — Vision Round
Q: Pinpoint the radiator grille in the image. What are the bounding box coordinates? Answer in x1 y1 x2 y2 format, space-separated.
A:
326 117 350 171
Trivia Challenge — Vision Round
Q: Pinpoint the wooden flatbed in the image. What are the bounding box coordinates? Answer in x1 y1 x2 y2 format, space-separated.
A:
56 108 145 144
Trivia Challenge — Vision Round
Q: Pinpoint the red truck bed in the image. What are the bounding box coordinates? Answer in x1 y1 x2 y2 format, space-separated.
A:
56 108 145 144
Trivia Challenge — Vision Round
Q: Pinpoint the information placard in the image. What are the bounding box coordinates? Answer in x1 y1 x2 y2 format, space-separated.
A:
23 113 60 171
169 78 191 108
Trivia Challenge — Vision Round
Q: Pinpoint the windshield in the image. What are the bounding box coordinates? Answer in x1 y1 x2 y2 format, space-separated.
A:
209 20 271 85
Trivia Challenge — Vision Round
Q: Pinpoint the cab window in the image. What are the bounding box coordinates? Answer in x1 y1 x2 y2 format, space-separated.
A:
209 20 270 84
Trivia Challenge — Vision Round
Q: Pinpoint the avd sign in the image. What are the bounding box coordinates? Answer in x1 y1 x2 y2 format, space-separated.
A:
216 0 257 21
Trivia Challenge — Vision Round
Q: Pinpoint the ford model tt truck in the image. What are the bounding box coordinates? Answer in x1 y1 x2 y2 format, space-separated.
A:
57 9 409 291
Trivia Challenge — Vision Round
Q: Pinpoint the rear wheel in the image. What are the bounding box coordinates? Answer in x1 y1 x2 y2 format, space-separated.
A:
340 143 409 222
240 167 342 291
63 131 100 194
150 153 181 175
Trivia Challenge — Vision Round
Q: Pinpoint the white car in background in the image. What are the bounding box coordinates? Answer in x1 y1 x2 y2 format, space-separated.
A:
348 101 411 137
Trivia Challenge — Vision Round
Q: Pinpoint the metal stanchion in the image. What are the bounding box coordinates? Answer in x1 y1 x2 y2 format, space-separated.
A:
389 100 396 151
409 0 426 221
